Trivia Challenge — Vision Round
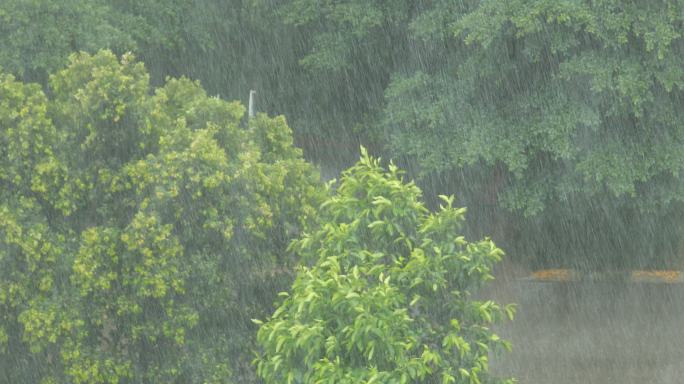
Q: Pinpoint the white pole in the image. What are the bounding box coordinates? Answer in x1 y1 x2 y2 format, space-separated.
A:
248 90 256 119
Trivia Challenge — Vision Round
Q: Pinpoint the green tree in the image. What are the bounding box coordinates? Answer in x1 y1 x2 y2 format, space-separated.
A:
0 0 135 82
255 149 514 384
0 50 323 383
385 0 684 212
389 0 684 268
0 0 389 169
279 0 684 269
5 0 682 269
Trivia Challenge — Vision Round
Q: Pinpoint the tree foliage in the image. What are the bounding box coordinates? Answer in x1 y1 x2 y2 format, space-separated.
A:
4 0 682 216
382 0 684 213
0 0 132 81
0 50 323 383
277 0 684 269
0 0 395 170
279 0 684 209
256 149 514 384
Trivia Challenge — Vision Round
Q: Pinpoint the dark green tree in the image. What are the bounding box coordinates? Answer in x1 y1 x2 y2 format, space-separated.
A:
0 0 135 82
392 0 684 268
280 0 684 269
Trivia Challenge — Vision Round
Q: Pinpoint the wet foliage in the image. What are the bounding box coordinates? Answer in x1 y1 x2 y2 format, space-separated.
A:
5 0 683 270
0 51 323 383
2 0 684 382
255 150 514 383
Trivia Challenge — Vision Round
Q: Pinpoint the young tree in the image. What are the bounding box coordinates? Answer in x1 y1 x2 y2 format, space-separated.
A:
256 149 514 384
0 50 323 383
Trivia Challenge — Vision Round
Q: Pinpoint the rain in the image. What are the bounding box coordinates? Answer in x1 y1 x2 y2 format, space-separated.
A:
1 1 683 383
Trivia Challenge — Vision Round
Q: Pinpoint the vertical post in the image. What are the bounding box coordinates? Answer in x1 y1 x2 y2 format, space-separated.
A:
248 90 256 119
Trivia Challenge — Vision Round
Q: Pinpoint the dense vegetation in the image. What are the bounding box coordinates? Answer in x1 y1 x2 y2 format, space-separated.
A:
1 51 511 382
0 51 323 383
256 150 514 384
273 0 684 269
2 0 683 382
3 0 682 269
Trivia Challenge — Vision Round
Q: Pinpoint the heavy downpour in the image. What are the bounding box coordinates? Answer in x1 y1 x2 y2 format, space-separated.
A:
1 1 683 383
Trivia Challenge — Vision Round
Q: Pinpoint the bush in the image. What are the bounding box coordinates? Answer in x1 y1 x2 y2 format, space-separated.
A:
255 149 514 384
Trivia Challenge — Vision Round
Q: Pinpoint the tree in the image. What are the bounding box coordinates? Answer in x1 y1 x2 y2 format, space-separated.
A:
6 0 682 269
0 0 390 170
0 50 323 383
278 0 684 269
389 0 684 268
0 0 136 83
255 149 514 384
384 0 684 211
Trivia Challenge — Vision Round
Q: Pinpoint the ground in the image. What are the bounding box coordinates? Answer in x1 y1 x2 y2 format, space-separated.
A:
487 263 684 383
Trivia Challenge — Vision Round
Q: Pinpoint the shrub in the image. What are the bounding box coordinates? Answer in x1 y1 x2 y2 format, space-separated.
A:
256 149 514 384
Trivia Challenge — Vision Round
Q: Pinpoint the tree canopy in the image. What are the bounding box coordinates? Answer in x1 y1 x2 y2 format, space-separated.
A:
256 149 514 384
3 1 682 216
382 0 684 213
276 0 684 269
0 50 323 383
